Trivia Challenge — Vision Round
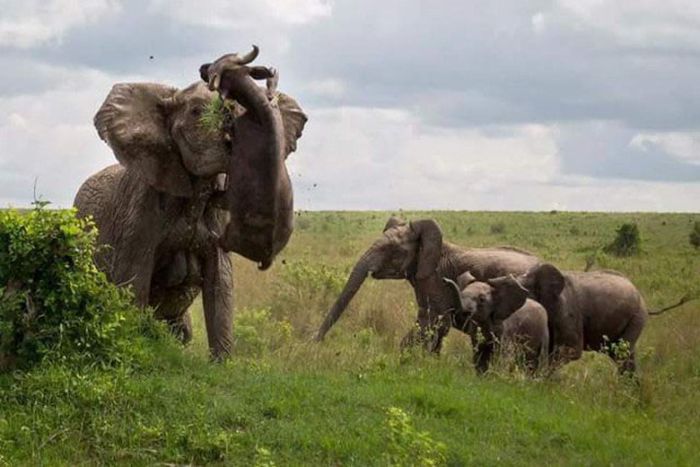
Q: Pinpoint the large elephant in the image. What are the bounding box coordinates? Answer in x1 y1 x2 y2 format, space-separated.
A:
444 272 549 373
314 217 542 353
74 47 307 359
517 263 689 373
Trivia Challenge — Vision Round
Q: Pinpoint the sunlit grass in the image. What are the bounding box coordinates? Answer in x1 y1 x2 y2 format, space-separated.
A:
2 210 699 464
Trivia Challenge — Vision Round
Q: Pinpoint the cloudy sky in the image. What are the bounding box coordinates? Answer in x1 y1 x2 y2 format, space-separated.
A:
1 0 700 211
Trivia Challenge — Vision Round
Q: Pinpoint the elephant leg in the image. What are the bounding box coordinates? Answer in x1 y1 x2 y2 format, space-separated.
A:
473 340 495 374
202 245 233 361
400 308 447 354
616 349 637 375
426 312 451 354
400 306 430 351
608 314 645 375
149 284 200 344
550 344 582 369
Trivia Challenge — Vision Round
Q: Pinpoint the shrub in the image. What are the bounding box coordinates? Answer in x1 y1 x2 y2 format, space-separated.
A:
384 407 446 466
233 307 292 357
690 221 700 249
0 206 160 371
604 223 641 257
278 261 346 300
490 222 506 235
294 216 312 231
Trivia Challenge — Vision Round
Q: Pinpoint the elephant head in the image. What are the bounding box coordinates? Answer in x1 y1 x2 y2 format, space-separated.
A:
517 263 566 307
94 81 231 198
199 46 307 269
444 272 528 332
314 217 443 341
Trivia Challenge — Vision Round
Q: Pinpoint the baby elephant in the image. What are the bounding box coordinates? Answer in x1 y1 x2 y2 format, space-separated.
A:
518 263 690 374
444 272 549 374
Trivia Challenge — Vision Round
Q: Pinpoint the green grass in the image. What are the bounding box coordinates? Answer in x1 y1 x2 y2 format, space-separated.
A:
2 211 700 465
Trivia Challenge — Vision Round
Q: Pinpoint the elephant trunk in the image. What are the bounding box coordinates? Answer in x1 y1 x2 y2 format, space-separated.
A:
216 67 291 269
443 278 467 314
314 245 383 341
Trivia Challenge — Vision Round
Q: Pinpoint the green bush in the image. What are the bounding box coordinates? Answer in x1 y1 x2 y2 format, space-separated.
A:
383 406 446 466
690 221 700 249
490 222 506 235
605 223 641 257
278 260 346 300
233 307 292 357
0 206 161 371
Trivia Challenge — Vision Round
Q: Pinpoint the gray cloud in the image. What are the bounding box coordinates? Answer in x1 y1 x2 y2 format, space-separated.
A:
1 0 699 210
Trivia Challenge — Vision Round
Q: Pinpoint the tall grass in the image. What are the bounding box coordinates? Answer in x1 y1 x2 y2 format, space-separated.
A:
1 210 699 464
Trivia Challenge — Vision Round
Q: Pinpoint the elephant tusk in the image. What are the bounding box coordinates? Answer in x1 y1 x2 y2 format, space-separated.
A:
214 173 229 192
209 73 221 92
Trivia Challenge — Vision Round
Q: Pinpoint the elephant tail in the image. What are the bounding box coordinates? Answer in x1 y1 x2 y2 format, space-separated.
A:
648 294 695 316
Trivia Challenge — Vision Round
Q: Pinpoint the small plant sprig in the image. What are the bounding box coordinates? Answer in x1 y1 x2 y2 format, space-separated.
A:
384 407 446 466
199 94 235 133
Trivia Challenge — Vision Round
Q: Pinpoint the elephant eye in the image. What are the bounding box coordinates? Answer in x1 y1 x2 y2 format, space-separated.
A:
191 107 202 117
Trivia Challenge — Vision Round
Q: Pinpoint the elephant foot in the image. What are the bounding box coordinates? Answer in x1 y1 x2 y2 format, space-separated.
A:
167 312 193 345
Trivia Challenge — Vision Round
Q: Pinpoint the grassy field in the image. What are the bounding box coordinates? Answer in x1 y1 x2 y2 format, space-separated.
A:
1 211 700 465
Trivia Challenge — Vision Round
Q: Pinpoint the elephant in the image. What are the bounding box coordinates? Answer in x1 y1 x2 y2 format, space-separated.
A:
443 272 549 373
74 46 307 359
314 216 542 355
516 263 690 374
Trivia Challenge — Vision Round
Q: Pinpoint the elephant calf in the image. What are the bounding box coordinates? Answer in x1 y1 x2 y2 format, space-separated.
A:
444 272 549 374
518 263 689 374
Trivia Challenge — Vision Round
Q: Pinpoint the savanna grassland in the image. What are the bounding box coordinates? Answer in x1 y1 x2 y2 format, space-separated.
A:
2 211 700 466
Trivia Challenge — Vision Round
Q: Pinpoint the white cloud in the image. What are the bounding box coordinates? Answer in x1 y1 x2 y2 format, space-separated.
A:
305 78 346 99
531 12 546 34
0 65 141 207
630 131 700 165
288 106 560 210
149 0 332 28
0 0 120 48
536 0 700 50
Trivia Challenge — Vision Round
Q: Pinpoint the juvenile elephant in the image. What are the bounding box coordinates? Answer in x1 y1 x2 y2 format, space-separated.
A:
314 217 542 352
443 272 549 373
75 47 307 359
517 263 689 373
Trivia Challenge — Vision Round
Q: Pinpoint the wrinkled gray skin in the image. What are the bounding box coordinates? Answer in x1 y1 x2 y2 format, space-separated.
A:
74 47 306 360
314 217 542 355
444 273 549 374
518 264 651 374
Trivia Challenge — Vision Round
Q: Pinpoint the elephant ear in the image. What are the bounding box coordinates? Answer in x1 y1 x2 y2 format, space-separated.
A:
277 92 307 158
488 275 528 322
410 219 443 280
534 263 565 302
383 215 406 232
456 271 477 289
94 83 193 197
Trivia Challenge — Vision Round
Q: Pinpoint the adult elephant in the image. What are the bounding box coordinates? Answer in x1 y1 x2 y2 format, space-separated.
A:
517 263 691 373
314 217 542 353
74 47 307 359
